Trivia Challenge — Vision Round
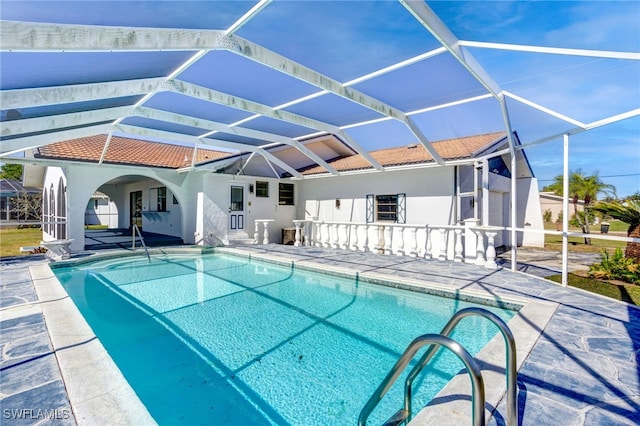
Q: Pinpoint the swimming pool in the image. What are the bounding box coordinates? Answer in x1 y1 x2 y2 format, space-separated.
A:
53 252 517 425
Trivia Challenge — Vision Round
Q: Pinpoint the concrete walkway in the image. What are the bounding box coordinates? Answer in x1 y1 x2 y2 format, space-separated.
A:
1 246 638 425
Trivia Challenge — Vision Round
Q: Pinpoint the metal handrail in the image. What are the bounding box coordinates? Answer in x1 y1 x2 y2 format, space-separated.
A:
404 307 517 426
357 334 485 426
132 223 151 262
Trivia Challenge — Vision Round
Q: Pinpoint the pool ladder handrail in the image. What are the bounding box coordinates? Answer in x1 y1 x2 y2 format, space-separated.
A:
358 307 517 426
132 223 151 262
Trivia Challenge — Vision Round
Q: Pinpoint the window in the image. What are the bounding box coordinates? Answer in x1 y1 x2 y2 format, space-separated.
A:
256 181 269 198
366 193 406 223
150 187 167 212
278 183 294 205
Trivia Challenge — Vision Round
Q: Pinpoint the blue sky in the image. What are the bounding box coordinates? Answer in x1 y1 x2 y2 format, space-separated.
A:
1 1 639 197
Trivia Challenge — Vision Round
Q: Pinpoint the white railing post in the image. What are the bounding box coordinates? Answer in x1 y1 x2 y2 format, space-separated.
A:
363 224 370 252
340 224 349 250
293 221 302 247
475 230 486 266
464 219 480 263
438 228 447 260
384 225 393 255
485 231 498 269
351 224 359 251
316 221 323 247
303 221 311 246
263 221 270 244
396 226 405 256
254 220 260 244
377 225 385 254
324 223 332 248
332 224 340 249
454 229 463 262
409 227 418 258
424 226 432 259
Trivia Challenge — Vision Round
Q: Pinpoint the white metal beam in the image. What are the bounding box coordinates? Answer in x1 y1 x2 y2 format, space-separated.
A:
224 0 272 36
459 40 640 61
503 91 586 128
115 124 303 178
0 123 114 156
135 106 340 175
166 79 384 170
223 33 447 164
400 0 503 97
1 106 133 136
0 78 164 109
0 20 226 51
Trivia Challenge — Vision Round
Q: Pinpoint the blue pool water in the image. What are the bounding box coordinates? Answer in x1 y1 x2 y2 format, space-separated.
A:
54 252 516 425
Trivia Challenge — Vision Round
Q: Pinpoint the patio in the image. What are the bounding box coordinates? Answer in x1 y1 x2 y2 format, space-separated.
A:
1 245 638 425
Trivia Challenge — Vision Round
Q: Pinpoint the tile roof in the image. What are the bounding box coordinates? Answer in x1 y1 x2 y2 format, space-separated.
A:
301 131 506 175
35 135 231 169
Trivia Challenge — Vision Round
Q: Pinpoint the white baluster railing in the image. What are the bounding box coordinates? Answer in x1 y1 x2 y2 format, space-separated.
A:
289 220 499 268
253 219 275 244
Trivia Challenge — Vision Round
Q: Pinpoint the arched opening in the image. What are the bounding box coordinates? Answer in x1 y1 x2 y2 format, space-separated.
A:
83 174 184 250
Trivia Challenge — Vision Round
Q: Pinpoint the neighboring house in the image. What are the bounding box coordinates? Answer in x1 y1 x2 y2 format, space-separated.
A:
539 192 585 224
35 131 544 252
0 179 41 223
84 191 117 228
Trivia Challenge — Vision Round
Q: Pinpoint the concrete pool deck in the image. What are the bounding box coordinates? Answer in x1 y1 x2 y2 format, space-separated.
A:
1 245 639 425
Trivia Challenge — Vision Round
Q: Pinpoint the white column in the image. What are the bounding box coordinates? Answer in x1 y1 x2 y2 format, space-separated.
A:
438 228 447 260
485 231 498 269
454 229 463 262
562 134 570 287
475 230 486 266
384 226 393 255
324 223 331 248
409 227 418 258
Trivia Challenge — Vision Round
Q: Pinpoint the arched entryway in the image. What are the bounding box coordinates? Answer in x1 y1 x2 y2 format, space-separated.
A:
83 174 184 250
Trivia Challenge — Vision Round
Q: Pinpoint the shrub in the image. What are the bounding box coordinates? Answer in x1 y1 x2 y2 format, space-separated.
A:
588 248 640 284
543 209 552 223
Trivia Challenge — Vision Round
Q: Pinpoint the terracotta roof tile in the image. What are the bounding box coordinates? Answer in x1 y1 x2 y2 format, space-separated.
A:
301 132 506 175
35 135 231 169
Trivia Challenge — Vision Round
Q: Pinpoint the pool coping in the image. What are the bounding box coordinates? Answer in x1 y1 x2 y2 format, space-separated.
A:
35 246 557 425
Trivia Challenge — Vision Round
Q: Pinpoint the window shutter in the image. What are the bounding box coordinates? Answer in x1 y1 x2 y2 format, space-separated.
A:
397 193 406 224
366 194 374 223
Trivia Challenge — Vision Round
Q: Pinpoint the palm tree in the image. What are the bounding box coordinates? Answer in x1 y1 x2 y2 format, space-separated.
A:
546 169 616 243
593 200 640 262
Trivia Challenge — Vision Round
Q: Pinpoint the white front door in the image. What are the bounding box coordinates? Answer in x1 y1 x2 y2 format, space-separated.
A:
229 185 245 232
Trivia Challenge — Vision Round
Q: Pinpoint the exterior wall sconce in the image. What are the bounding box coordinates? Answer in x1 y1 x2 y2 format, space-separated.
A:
249 184 254 193
335 198 340 209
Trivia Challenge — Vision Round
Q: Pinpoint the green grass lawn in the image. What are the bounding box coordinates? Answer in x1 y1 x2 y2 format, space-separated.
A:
0 227 43 258
547 273 640 306
543 220 627 253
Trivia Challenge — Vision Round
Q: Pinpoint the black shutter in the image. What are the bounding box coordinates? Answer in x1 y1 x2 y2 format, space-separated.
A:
366 194 374 223
397 193 406 224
